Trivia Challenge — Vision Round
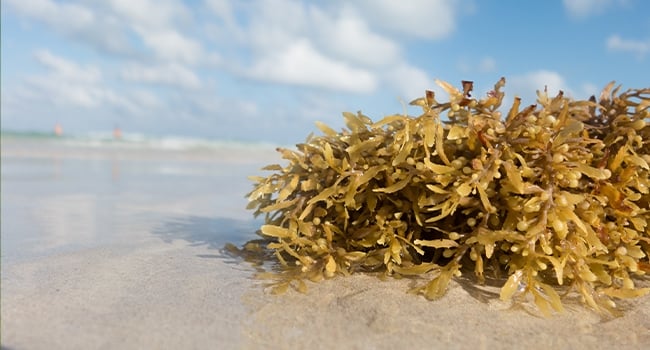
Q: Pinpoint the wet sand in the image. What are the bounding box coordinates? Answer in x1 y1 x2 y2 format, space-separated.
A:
2 137 649 349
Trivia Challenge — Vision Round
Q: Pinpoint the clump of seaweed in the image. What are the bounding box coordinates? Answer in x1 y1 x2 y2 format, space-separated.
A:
239 78 650 315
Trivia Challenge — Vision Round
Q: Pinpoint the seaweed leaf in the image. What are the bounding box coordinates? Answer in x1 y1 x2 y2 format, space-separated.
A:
414 239 459 249
240 78 650 317
260 225 294 239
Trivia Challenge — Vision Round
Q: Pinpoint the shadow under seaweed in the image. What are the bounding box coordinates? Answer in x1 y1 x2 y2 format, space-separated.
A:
152 215 262 253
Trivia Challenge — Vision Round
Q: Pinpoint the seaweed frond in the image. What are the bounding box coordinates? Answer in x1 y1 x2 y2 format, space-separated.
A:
238 79 650 316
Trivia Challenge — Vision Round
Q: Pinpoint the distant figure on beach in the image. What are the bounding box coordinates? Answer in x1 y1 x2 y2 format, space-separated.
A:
113 125 122 140
54 123 63 136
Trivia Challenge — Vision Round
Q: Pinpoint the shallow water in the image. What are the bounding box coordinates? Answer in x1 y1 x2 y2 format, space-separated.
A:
1 136 278 262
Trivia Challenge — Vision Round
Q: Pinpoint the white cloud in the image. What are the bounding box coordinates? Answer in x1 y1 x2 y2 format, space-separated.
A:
205 0 246 41
28 50 107 108
27 77 103 109
106 0 190 30
225 1 408 93
7 0 218 65
247 39 377 93
606 34 650 59
6 0 94 31
121 63 202 89
208 0 460 96
384 64 435 100
5 0 131 54
135 28 206 64
3 0 466 140
353 0 459 39
312 7 400 67
34 50 102 83
245 0 309 53
106 0 217 65
24 50 145 115
106 0 216 64
128 89 164 110
206 0 235 22
563 0 629 18
508 70 570 104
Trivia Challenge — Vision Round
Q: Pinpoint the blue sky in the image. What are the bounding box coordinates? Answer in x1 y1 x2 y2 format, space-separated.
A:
2 0 649 144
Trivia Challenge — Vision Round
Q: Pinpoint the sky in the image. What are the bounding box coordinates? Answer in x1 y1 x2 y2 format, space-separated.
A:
2 0 649 144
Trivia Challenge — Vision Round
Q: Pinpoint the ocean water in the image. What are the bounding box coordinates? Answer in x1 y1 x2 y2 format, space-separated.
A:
1 131 282 262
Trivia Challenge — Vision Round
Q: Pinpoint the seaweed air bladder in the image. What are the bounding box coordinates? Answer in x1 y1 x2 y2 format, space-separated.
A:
240 78 650 316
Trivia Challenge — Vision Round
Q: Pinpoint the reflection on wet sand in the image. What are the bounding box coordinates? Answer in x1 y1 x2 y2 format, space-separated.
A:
1 137 273 261
153 215 260 249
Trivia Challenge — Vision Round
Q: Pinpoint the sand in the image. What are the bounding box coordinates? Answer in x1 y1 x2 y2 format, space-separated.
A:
2 137 649 349
3 241 650 350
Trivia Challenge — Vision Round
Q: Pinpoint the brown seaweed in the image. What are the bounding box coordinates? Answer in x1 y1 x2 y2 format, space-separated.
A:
239 78 650 316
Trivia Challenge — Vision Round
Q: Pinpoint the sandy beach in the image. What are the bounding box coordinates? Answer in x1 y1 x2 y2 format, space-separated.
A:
2 135 649 350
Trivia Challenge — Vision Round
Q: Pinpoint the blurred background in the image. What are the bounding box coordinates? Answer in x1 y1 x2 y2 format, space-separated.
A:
2 0 649 144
